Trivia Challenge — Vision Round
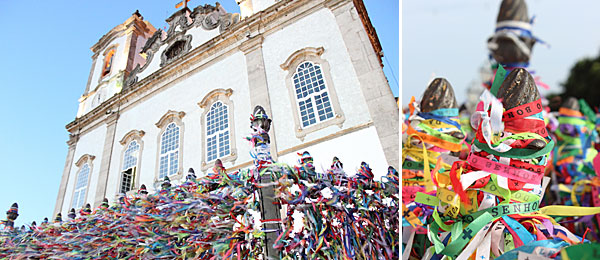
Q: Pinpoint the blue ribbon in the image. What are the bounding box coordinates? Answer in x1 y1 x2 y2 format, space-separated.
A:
429 108 459 117
417 112 461 129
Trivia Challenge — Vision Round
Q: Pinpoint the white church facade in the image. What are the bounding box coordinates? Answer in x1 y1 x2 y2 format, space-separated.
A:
54 0 399 216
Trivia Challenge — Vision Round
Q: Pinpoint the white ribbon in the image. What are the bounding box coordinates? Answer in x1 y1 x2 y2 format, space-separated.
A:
455 223 492 260
471 90 510 153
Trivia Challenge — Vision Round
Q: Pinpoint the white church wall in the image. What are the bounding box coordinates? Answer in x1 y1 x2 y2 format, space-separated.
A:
61 123 107 214
262 9 374 152
189 26 220 50
135 43 166 82
277 126 388 180
252 0 278 14
105 51 252 197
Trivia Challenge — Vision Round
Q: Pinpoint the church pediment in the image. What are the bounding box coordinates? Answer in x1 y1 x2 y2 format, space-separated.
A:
125 2 240 89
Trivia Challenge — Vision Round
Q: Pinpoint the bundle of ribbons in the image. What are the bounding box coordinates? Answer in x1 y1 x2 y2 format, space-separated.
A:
546 97 600 241
263 152 399 259
403 67 600 260
402 78 466 258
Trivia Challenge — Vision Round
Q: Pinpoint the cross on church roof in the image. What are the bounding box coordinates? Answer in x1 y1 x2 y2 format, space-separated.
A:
175 0 190 9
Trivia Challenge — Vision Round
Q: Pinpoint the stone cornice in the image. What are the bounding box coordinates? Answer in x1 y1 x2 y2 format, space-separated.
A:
66 134 80 147
75 154 96 167
119 129 145 145
106 112 120 125
155 110 186 128
67 0 338 132
198 88 233 108
280 46 324 70
238 35 264 54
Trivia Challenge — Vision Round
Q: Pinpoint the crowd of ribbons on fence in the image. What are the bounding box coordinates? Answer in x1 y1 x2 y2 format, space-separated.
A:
0 105 400 260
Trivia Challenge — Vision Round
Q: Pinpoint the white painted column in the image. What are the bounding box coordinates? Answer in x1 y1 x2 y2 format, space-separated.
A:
327 0 399 169
93 113 119 207
53 134 79 217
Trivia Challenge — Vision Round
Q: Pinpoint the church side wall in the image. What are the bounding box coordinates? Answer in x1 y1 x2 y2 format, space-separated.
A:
261 8 385 174
61 124 107 214
103 51 252 201
277 126 387 178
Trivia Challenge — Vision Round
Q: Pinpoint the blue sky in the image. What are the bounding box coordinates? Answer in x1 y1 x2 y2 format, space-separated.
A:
403 0 600 105
0 1 398 227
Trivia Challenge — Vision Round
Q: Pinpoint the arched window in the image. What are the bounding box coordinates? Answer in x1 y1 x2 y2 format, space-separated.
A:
293 61 334 127
198 88 237 171
119 130 145 194
72 163 90 209
206 101 230 162
120 140 139 193
102 49 116 77
159 122 180 178
281 47 345 139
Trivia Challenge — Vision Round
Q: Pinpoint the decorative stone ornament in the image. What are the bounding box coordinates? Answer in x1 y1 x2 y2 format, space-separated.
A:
420 78 459 113
68 208 76 220
331 156 343 170
186 168 197 182
496 68 545 150
420 78 465 140
5 203 19 229
250 105 273 169
54 213 62 223
126 2 240 87
488 0 536 65
561 96 580 111
83 204 92 215
250 105 272 146
496 68 541 110
357 162 374 180
101 198 109 209
161 176 172 190
213 160 225 174
139 184 149 195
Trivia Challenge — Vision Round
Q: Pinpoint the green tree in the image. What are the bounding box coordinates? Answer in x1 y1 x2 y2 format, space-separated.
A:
561 54 600 110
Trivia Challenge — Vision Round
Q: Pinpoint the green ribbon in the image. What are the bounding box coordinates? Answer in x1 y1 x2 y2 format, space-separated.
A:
472 139 554 159
579 99 597 123
559 117 586 126
439 212 494 258
437 199 541 223
417 123 462 144
415 192 439 206
562 243 600 260
490 65 506 97
556 131 582 145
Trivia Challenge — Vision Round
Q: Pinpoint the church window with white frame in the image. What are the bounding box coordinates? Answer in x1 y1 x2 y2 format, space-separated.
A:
72 163 90 209
120 140 139 193
293 61 334 127
159 122 180 178
280 47 345 139
198 88 237 171
206 101 230 162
